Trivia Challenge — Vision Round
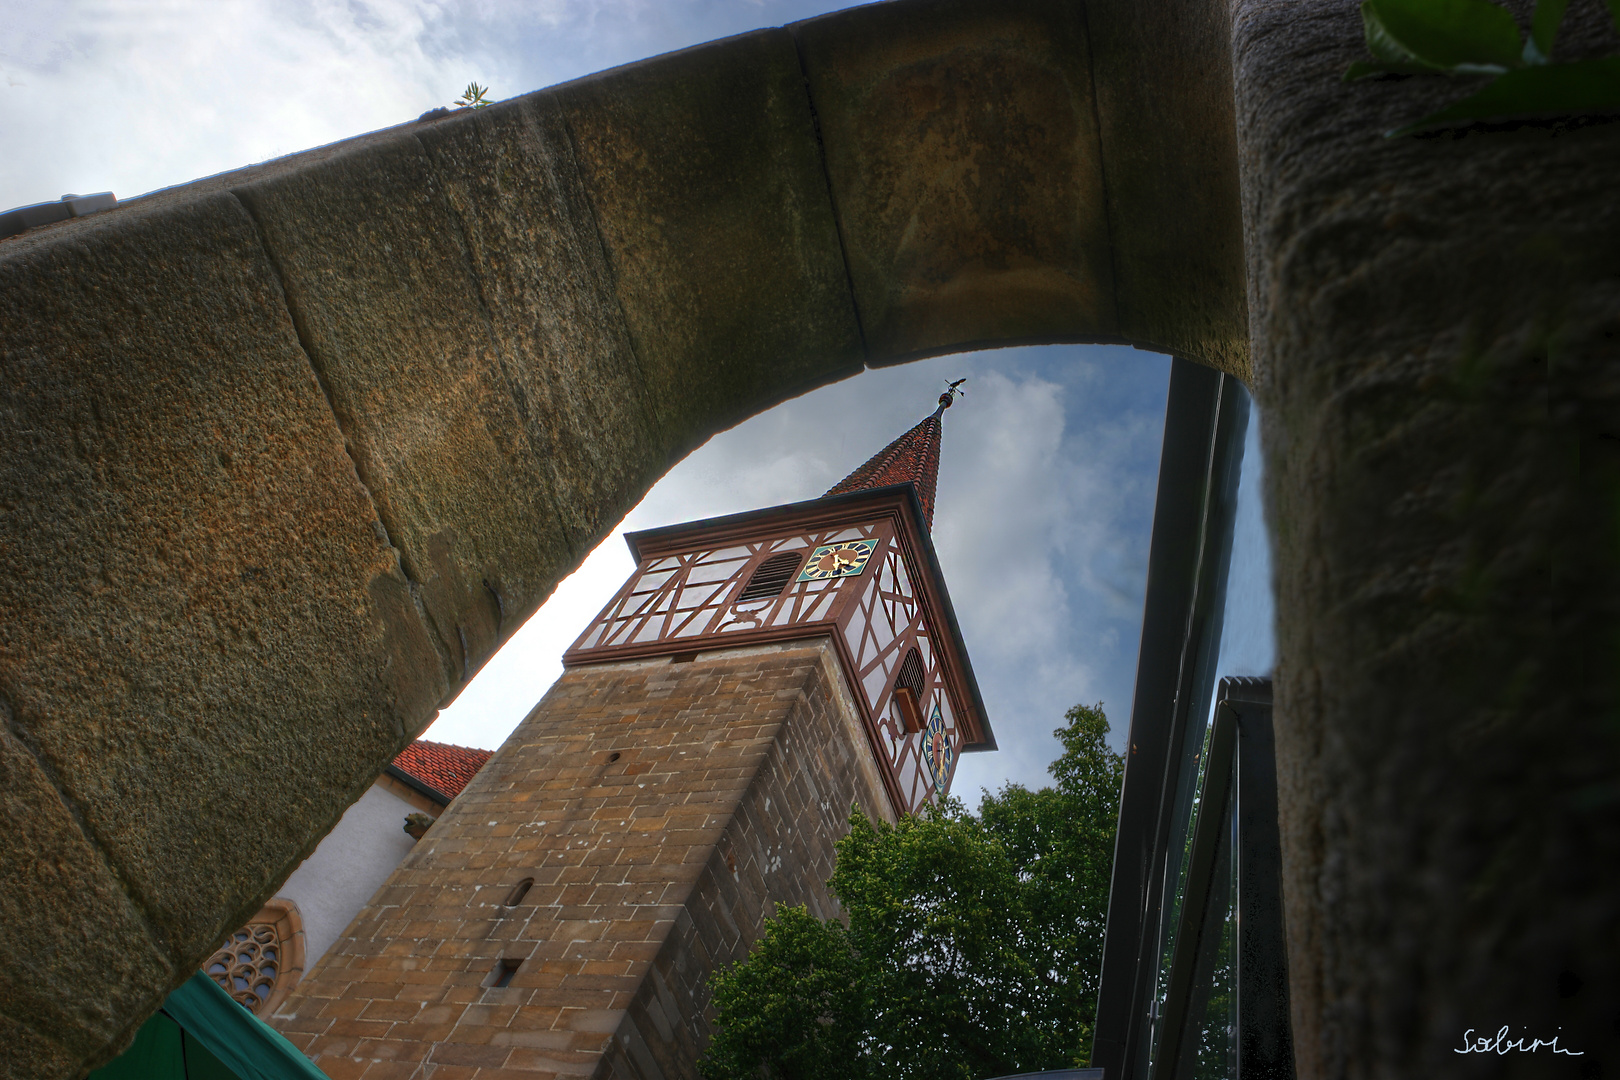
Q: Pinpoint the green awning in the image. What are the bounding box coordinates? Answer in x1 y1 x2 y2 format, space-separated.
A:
91 972 329 1080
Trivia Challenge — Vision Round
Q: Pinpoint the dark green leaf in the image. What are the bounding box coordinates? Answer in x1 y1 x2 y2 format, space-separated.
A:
1523 0 1567 64
1389 56 1620 135
1352 0 1451 77
1367 0 1524 72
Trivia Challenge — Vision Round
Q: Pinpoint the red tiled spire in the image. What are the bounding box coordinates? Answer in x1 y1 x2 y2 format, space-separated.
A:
822 382 963 529
391 740 493 800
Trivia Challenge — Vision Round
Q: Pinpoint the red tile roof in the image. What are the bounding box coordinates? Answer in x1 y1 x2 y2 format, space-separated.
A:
822 401 948 528
391 740 493 801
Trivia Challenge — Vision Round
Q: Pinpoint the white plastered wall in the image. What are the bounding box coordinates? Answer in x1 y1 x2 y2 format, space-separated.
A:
274 782 422 969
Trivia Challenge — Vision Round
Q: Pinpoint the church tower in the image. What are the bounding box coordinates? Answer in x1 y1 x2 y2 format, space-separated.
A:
272 389 993 1080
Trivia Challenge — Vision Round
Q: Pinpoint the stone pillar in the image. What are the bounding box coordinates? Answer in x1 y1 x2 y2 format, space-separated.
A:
271 640 893 1080
1232 1 1620 1075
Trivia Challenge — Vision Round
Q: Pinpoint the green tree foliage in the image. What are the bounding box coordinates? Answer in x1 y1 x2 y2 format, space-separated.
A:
978 703 1123 1059
702 907 868 1080
702 704 1124 1080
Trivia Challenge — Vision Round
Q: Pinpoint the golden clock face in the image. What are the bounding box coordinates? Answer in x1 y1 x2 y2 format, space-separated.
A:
796 540 877 581
924 704 954 797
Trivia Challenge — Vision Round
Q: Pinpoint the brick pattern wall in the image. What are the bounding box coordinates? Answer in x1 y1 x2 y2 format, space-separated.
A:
271 639 893 1080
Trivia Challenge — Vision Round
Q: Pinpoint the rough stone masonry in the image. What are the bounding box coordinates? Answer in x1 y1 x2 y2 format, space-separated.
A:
271 641 894 1080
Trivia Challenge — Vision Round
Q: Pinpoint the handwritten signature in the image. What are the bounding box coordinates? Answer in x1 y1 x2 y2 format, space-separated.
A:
1455 1027 1583 1056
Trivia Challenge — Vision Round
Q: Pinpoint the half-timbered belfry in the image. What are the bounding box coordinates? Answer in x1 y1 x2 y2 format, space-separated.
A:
271 390 992 1080
565 386 992 815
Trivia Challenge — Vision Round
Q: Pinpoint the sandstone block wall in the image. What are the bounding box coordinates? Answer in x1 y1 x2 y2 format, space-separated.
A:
1233 1 1620 1076
270 640 894 1080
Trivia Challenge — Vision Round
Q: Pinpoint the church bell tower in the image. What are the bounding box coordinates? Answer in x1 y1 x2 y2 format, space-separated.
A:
272 388 993 1079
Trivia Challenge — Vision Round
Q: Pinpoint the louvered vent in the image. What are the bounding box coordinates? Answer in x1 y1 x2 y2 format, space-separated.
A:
894 647 926 733
737 551 803 602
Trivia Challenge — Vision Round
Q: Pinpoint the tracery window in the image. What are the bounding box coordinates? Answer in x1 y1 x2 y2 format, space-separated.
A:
204 897 306 1017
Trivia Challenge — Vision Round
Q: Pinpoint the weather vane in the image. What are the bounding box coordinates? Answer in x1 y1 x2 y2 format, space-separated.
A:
937 378 966 412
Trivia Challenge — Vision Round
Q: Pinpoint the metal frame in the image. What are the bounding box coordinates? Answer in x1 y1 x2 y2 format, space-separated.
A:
1151 696 1238 1080
1091 358 1251 1080
1146 678 1293 1080
1225 679 1294 1080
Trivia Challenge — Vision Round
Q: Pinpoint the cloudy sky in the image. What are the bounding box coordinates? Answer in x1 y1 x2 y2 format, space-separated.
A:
2 0 1274 800
430 347 1182 797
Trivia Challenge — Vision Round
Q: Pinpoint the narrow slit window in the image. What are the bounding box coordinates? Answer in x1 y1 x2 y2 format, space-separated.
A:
894 647 926 733
504 878 533 907
736 551 803 603
490 958 521 988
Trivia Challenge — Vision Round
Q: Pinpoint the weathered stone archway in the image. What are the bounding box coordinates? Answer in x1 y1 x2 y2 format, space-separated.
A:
2 0 1617 1076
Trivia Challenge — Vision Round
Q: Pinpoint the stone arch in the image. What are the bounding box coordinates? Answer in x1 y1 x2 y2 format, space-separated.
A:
6 0 1615 1076
1 3 1242 1074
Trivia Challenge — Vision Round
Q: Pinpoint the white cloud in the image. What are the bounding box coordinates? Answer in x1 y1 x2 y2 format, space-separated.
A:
0 0 853 210
5 0 455 207
935 356 1171 796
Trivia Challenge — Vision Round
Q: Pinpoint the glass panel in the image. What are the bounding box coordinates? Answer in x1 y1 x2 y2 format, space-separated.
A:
1152 736 1239 1080
1188 764 1238 1080
1143 388 1257 1080
1214 409 1276 680
1147 710 1227 1077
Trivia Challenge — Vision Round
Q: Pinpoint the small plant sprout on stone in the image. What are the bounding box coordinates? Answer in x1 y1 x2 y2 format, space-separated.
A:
455 82 492 109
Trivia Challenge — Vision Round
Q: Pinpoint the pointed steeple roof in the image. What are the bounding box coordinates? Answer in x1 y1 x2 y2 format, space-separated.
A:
823 383 962 529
